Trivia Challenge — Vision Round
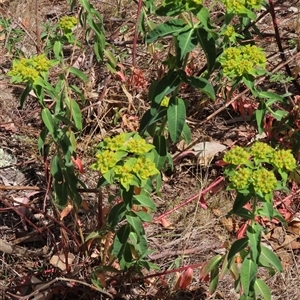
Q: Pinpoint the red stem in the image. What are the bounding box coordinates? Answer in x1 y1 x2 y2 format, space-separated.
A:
148 176 224 226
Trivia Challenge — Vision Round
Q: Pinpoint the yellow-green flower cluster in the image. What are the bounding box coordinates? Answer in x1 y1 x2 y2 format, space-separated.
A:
229 167 252 190
224 25 235 38
187 0 203 5
252 168 277 194
93 150 118 174
104 133 127 151
92 133 159 190
270 149 296 171
223 146 249 165
8 55 52 83
59 16 78 32
220 45 266 78
126 136 154 155
133 157 159 180
246 0 264 9
114 164 134 188
250 142 274 160
222 0 263 14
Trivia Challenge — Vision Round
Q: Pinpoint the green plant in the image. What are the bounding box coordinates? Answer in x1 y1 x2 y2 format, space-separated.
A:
199 142 296 299
0 17 25 55
7 0 105 209
89 132 160 272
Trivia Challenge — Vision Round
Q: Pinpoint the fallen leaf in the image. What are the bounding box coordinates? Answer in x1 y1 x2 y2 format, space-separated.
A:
72 156 84 174
60 204 73 220
50 253 75 271
158 216 174 229
179 267 193 290
199 195 208 209
193 141 226 166
81 200 89 210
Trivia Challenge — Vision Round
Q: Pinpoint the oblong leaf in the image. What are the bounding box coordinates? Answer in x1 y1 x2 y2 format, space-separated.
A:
254 278 271 300
227 237 249 263
199 254 222 280
240 257 257 296
41 108 56 137
147 19 185 43
133 195 156 211
69 67 89 83
259 245 283 272
195 27 216 74
177 27 197 60
182 75 215 100
167 97 186 143
153 135 167 169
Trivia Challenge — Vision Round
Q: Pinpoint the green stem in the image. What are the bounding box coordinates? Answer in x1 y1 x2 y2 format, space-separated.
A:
251 197 257 225
158 116 167 136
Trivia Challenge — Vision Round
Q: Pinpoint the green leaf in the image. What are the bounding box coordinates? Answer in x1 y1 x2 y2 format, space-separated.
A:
111 224 130 258
259 245 283 272
156 2 186 17
135 211 153 222
209 266 219 294
240 257 257 296
182 74 215 100
177 27 197 60
139 108 167 136
153 135 167 169
272 109 288 121
195 6 211 30
233 207 253 219
108 202 126 229
51 155 63 180
70 98 82 130
38 127 49 155
246 223 262 263
147 19 185 43
195 27 216 74
53 180 68 206
167 97 186 143
53 41 63 60
85 230 103 241
69 67 89 83
104 49 117 70
242 74 256 95
259 91 284 101
254 278 271 300
41 108 56 138
133 195 156 211
199 255 222 280
126 213 143 236
227 237 249 264
182 122 191 144
257 202 274 220
231 192 252 214
255 102 266 134
20 83 33 108
149 72 182 110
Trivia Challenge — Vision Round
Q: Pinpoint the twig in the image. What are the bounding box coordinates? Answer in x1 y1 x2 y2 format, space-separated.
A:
268 0 300 93
149 176 224 226
132 0 143 66
1 196 81 248
9 277 113 300
35 0 41 53
149 246 208 260
0 185 41 191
